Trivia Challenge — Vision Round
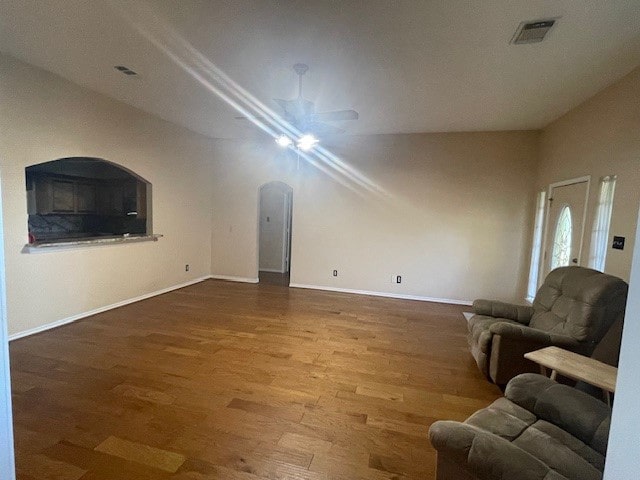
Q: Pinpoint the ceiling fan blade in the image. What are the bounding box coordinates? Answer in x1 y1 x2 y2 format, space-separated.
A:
312 109 359 122
305 122 344 135
273 98 291 111
234 115 267 121
274 97 314 118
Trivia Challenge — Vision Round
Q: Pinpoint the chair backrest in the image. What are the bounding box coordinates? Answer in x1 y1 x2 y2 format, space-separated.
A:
530 266 628 345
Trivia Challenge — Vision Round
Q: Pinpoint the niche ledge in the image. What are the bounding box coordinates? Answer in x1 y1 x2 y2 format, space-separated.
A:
22 234 163 253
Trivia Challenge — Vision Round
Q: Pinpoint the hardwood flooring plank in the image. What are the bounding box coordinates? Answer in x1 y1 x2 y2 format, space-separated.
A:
164 346 203 357
18 453 87 480
369 451 434 477
277 432 333 454
12 428 60 455
176 455 325 480
365 416 430 438
111 383 176 406
43 441 172 480
355 385 404 402
10 279 501 480
173 460 266 479
95 436 186 473
227 397 306 423
310 447 403 480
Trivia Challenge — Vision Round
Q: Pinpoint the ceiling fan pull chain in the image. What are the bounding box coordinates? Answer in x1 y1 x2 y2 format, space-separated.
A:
299 71 303 98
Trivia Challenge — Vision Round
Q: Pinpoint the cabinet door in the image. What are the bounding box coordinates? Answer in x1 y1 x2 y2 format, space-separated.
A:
96 183 124 215
34 177 53 214
109 185 124 214
76 183 97 213
51 180 75 212
136 181 147 219
122 180 137 214
96 184 109 215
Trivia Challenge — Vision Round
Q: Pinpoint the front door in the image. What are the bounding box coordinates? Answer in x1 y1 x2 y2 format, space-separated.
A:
543 179 589 278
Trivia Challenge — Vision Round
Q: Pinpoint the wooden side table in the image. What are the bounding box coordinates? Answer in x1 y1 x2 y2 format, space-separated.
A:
524 346 617 405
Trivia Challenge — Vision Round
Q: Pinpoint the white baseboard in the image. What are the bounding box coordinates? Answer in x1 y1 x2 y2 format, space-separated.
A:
9 276 211 341
9 276 470 341
210 274 259 284
289 283 473 306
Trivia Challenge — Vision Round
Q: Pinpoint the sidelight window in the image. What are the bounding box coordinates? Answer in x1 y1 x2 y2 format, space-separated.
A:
588 175 616 272
526 190 546 301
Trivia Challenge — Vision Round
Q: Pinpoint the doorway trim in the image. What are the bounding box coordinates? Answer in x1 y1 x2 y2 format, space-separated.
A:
256 181 293 278
540 175 591 278
0 174 16 479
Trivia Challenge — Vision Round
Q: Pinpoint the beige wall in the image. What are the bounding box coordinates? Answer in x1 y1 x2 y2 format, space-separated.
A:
3 51 637 338
0 54 214 336
538 67 640 281
211 131 539 303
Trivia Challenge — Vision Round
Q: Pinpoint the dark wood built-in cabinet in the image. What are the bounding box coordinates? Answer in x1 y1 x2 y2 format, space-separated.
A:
25 158 152 244
26 164 149 243
27 173 146 219
29 176 97 214
76 182 97 213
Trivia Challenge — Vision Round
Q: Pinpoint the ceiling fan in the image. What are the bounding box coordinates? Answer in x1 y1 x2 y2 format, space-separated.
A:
237 63 359 136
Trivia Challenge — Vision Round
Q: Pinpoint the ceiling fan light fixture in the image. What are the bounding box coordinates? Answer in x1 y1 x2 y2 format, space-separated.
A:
297 134 319 151
275 134 293 148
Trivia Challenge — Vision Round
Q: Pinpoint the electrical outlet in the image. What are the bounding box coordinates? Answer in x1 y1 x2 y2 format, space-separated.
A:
185 264 190 272
332 269 338 277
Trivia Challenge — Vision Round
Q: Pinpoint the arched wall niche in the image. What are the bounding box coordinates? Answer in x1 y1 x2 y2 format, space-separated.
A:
25 157 152 244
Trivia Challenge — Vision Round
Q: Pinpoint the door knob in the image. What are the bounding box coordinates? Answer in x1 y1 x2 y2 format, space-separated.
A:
572 258 578 264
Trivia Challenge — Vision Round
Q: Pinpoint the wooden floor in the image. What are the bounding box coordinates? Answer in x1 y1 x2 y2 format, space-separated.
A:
10 279 500 480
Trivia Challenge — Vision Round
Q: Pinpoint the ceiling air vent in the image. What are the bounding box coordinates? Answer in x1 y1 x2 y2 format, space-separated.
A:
114 65 137 76
511 19 556 45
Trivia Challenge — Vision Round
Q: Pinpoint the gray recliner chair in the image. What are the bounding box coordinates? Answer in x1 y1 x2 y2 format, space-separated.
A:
429 373 611 480
468 266 628 385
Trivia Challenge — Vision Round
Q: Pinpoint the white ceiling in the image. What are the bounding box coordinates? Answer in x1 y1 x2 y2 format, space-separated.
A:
2 0 640 139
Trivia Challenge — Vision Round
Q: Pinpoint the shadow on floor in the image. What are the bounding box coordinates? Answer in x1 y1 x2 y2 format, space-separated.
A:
259 271 290 286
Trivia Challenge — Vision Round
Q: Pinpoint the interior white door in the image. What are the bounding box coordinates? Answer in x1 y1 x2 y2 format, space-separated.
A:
542 179 589 278
283 190 292 272
259 184 290 273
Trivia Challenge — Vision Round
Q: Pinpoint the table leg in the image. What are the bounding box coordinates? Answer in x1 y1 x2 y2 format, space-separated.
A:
550 369 557 381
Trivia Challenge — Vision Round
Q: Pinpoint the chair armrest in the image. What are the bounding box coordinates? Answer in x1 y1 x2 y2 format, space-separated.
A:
473 299 533 324
489 322 580 350
429 420 569 480
505 373 611 455
485 323 582 385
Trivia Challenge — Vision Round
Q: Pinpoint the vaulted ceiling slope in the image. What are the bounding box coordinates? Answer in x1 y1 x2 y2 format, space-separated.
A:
1 0 640 139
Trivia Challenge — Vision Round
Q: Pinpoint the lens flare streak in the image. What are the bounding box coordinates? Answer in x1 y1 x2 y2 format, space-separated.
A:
108 0 388 199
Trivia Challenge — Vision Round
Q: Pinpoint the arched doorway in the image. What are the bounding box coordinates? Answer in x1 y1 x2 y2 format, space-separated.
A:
258 182 293 286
